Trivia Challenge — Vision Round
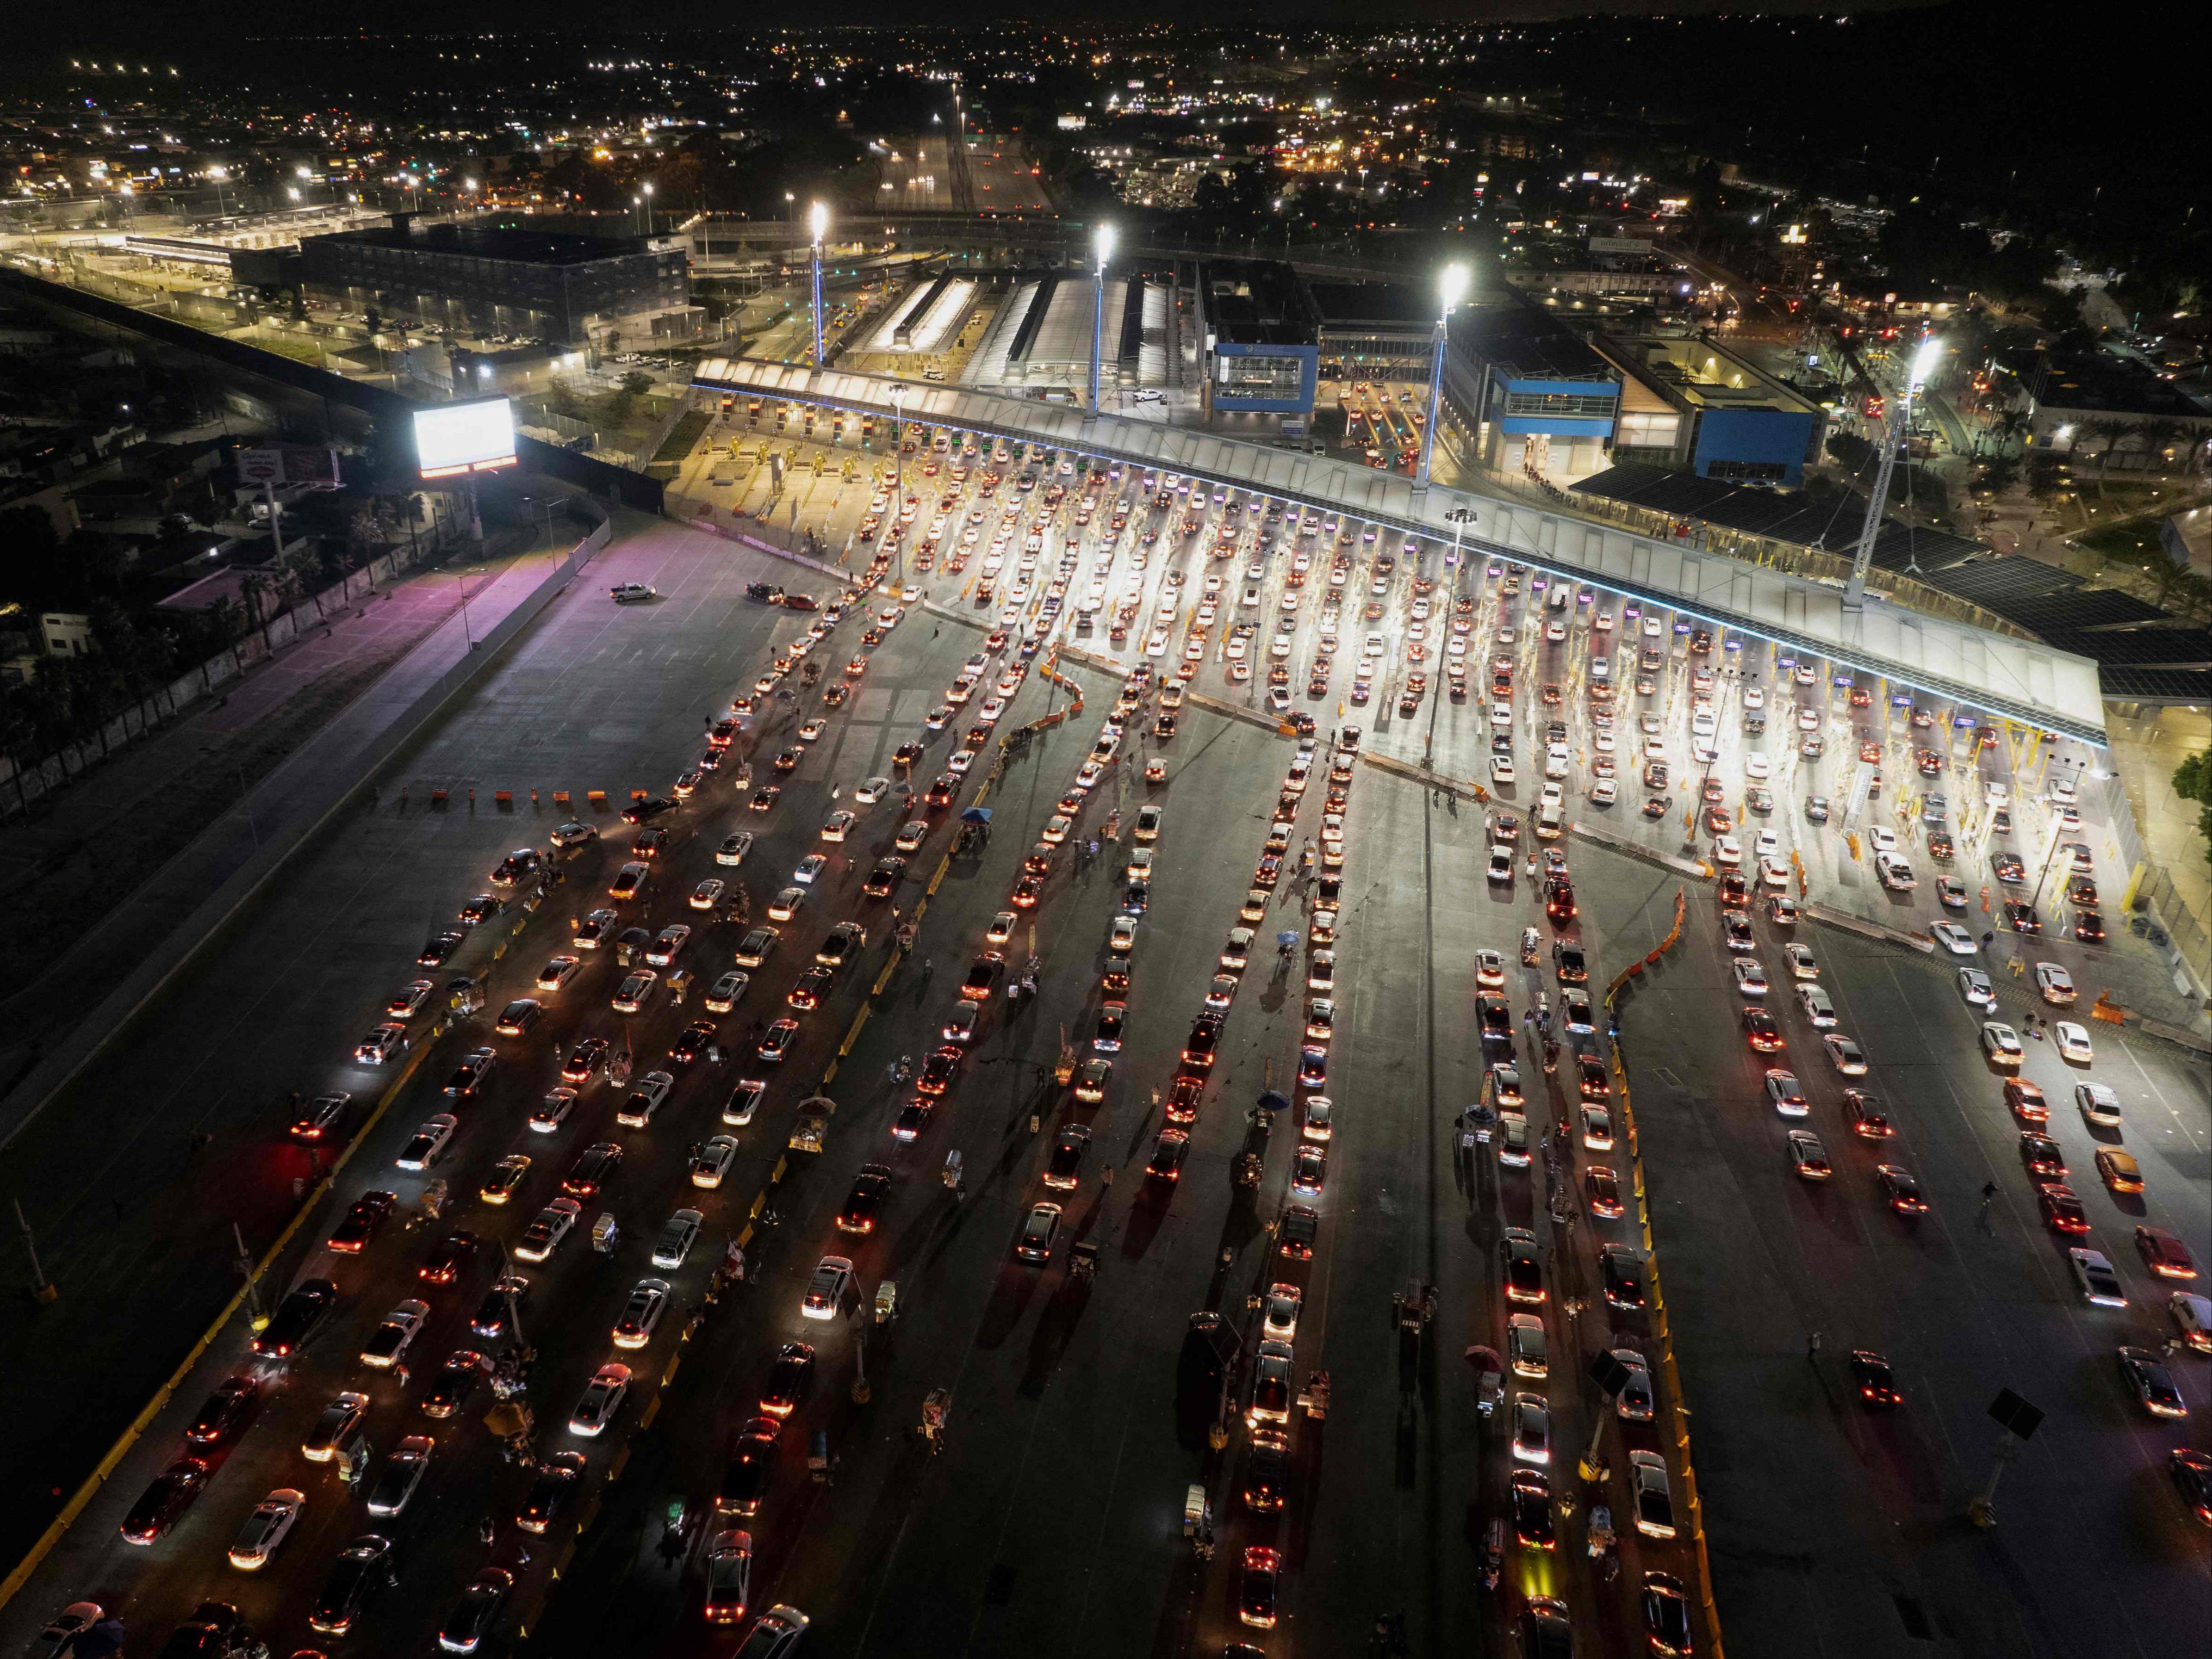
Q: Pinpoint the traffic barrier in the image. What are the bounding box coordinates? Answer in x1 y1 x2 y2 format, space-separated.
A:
586 789 606 809
553 791 571 807
494 790 513 809
429 788 449 807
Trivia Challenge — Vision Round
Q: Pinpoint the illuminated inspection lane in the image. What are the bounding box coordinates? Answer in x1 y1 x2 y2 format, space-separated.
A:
690 356 2109 747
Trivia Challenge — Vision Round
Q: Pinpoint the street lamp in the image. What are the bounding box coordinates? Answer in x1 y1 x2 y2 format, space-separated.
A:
1088 221 1117 420
808 200 829 369
1414 263 1469 498
641 181 654 235
1844 332 1944 611
209 165 230 217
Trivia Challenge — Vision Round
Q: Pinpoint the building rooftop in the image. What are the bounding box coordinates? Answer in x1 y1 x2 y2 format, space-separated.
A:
304 219 653 267
1198 259 1318 347
1305 280 1436 330
1598 334 1822 415
2007 348 2212 421
1448 294 1616 384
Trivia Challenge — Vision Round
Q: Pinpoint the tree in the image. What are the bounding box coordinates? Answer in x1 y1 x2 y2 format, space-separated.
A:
619 371 655 398
2133 418 2186 476
2173 751 2212 871
2080 417 2135 492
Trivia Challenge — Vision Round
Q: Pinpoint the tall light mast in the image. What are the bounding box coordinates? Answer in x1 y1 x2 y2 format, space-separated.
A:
1843 332 1943 611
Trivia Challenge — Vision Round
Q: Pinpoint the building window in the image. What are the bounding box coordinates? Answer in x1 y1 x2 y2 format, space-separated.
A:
1616 411 1680 449
1216 354 1305 398
1503 390 1617 418
1705 459 1789 482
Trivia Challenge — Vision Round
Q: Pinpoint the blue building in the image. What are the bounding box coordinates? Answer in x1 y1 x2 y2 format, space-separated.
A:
1193 259 1320 426
1590 334 1826 487
1439 296 1622 481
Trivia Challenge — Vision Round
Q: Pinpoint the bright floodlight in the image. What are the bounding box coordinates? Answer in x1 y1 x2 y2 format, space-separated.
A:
1096 222 1117 267
809 200 829 245
1439 263 1470 317
1910 334 1944 388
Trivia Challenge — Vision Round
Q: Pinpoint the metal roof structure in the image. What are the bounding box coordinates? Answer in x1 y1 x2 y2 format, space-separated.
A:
692 357 2110 743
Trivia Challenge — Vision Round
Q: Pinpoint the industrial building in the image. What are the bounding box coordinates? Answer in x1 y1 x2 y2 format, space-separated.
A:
297 218 690 347
1440 296 1622 481
1587 334 1826 486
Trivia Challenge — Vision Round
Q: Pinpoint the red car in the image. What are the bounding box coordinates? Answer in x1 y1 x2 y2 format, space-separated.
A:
2037 1183 2090 1234
2137 1226 2199 1281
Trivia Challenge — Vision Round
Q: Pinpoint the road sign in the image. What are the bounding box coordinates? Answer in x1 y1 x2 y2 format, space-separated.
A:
1987 1387 2044 1440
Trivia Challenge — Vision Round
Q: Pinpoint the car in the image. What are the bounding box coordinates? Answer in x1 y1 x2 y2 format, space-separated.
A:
690 1135 740 1189
226 1486 306 1572
327 1190 398 1254
802 1255 854 1320
252 1278 337 1359
1237 1546 1281 1629
1732 957 1769 997
516 1452 585 1535
1877 1164 1929 1216
2168 1449 2212 1529
515 1197 582 1262
1630 1449 1676 1538
1601 1244 1645 1309
1511 1469 1554 1549
1786 1130 1832 1180
2053 1020 2093 1063
360 1298 429 1369
2035 960 2075 1005
1512 1392 1553 1466
612 1277 672 1349
2117 1345 2189 1419
1109 914 1137 953
730 1606 810 1659
2137 1226 2198 1281
1579 1101 1614 1150
470 1274 530 1341
1501 1227 1546 1305
353 1023 411 1066
1741 1007 1783 1052
1982 1021 2025 1065
442 1046 495 1097
365 1434 433 1517
1014 1200 1064 1264
435 1566 514 1655
2069 1247 2129 1308
1821 1033 1868 1075
1931 921 1975 954
422 1349 491 1418
1763 1070 1807 1117
301 1391 370 1463
1722 914 1755 953
569 1363 631 1436
1261 1281 1305 1342
701 1530 756 1627
308 1535 396 1636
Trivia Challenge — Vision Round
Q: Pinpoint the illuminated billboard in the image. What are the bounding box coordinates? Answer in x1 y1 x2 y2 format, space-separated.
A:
414 397 517 479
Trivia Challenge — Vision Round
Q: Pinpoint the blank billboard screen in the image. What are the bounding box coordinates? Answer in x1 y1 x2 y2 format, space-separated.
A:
415 398 517 478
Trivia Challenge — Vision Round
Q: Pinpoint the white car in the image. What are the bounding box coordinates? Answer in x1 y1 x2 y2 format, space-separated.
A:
689 879 726 912
802 1256 854 1321
2035 963 2077 1005
1783 942 1818 979
716 832 754 867
705 971 749 1013
1745 752 1771 780
820 811 857 843
2069 1248 2128 1309
1875 851 1916 891
1491 755 1516 785
395 1114 457 1172
1868 826 1898 853
1957 968 1995 1008
1821 1034 1868 1076
1109 915 1137 953
535 956 583 994
854 776 893 805
1796 984 1837 1027
2076 1082 2123 1127
2052 1021 2094 1063
1980 1022 2024 1066
1713 836 1741 867
1487 846 1515 884
1732 958 1768 997
568 1363 630 1436
1764 1071 1808 1117
227 1488 305 1571
529 1088 578 1133
1758 856 1790 888
1931 921 1976 955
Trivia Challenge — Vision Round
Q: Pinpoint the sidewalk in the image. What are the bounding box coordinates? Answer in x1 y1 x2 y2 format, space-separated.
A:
0 507 612 1151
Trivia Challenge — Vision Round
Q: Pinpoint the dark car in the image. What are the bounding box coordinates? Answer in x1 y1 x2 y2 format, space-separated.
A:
516 1452 585 1534
1510 1470 1554 1548
183 1375 258 1447
1147 1129 1191 1182
1182 1013 1223 1068
328 1190 398 1254
1848 1349 1901 1409
960 953 1007 999
1478 994 1512 1041
418 931 466 967
1553 943 1587 983
1600 1244 1645 1310
562 1142 625 1200
1237 1546 1280 1630
436 1567 512 1655
1518 1597 1572 1659
422 1350 490 1419
1164 1074 1205 1125
417 1230 480 1287
715 1417 781 1517
891 1097 934 1141
916 1046 963 1096
471 1275 529 1341
1044 1125 1092 1189
759 1343 816 1418
252 1278 338 1359
308 1535 396 1636
120 1457 209 1544
155 1602 262 1659
1642 1573 1693 1656
621 797 677 826
1741 1007 1783 1052
2073 909 2106 942
1844 1091 1895 1139
862 858 907 899
669 1021 718 1067
835 1165 893 1234
2002 899 2041 934
1544 875 1578 922
1242 1430 1290 1513
290 1091 352 1142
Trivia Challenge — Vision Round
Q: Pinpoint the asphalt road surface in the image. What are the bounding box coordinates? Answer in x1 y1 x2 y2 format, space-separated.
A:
4 404 2204 1659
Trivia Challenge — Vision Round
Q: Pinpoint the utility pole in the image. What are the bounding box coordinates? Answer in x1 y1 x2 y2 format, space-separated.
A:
16 1199 57 1303
235 1221 267 1327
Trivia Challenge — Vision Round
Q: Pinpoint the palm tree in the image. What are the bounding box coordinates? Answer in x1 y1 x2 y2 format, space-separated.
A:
2079 417 2133 495
2132 418 2186 478
236 571 272 650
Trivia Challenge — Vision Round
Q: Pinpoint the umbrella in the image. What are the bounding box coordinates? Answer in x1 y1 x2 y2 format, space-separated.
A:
961 806 994 824
1274 930 1300 947
1257 1089 1291 1115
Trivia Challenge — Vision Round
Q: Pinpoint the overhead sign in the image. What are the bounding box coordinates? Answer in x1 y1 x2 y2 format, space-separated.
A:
414 397 517 480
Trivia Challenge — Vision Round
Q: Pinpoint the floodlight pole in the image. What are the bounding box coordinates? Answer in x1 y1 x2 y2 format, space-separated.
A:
1844 332 1942 613
1414 265 1468 503
808 203 828 370
1088 224 1116 425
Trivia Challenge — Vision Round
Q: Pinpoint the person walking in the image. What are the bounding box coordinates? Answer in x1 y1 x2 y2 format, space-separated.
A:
1806 1331 1823 1363
1978 1181 1999 1232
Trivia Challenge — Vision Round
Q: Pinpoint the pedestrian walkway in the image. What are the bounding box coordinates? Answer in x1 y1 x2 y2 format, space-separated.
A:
0 504 615 1150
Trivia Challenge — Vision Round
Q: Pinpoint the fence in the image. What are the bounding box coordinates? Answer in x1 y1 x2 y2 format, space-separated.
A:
0 533 452 818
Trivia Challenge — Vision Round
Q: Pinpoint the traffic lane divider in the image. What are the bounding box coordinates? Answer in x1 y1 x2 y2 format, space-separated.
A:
0 1028 439 1616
